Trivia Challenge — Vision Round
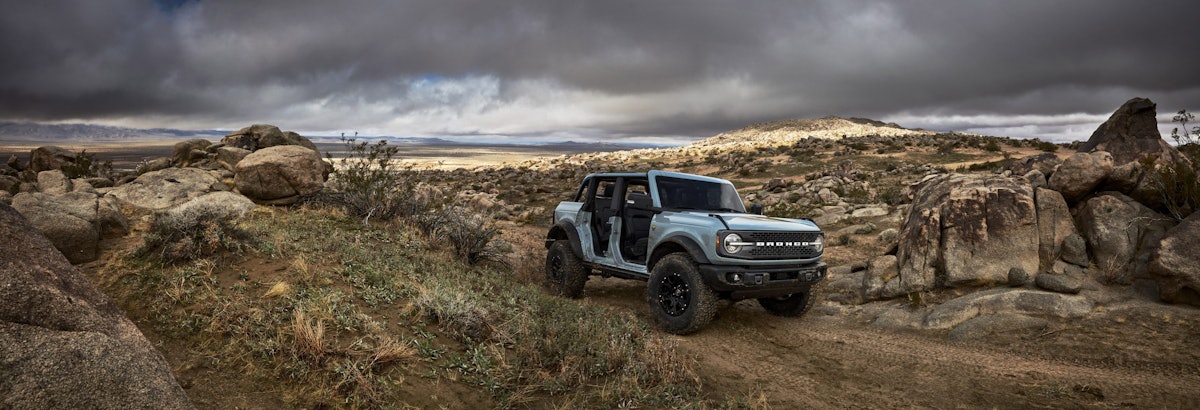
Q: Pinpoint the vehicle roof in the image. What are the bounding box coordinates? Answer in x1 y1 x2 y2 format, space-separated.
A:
582 170 734 185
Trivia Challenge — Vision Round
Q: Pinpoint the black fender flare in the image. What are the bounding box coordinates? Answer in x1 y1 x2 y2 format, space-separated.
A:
545 222 584 258
649 235 712 269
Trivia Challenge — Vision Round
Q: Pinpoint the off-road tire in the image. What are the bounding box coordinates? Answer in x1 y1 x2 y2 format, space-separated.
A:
647 253 718 334
757 284 820 317
545 240 587 298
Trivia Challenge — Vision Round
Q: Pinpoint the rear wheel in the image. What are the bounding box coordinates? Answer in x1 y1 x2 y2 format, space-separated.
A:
545 240 587 298
757 286 819 317
647 253 718 334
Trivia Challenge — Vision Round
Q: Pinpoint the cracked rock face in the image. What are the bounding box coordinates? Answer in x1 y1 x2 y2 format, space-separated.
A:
895 174 1039 294
107 167 228 210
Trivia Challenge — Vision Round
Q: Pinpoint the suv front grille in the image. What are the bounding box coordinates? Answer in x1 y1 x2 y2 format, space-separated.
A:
744 231 822 259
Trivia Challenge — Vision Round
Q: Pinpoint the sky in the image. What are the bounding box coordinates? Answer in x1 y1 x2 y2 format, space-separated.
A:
1 0 1198 144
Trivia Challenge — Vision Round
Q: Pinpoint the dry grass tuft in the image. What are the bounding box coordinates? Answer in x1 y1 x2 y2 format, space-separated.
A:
263 281 292 298
370 337 416 367
293 309 326 361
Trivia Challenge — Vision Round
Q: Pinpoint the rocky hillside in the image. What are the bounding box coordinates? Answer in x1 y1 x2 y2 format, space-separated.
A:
693 116 936 149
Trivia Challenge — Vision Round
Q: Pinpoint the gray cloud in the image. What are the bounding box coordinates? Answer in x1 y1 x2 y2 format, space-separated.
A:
1 0 1197 142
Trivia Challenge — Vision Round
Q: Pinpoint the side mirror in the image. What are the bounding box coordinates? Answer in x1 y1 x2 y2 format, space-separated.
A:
750 203 763 215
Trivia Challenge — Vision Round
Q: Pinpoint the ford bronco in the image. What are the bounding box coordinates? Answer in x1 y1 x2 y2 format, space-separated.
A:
544 170 826 334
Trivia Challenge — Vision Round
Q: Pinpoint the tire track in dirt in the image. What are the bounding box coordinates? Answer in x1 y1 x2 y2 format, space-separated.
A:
581 277 1200 408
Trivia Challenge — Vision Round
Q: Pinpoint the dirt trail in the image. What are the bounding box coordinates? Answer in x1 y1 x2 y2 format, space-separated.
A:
583 277 1200 408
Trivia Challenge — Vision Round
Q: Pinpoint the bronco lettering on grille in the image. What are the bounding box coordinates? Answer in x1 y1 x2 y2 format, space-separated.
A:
754 242 817 247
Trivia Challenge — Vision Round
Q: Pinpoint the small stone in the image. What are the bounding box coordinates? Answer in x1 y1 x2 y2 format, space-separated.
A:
1008 267 1030 287
1036 273 1083 294
1060 233 1088 267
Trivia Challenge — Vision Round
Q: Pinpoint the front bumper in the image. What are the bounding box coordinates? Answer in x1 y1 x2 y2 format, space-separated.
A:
698 261 827 300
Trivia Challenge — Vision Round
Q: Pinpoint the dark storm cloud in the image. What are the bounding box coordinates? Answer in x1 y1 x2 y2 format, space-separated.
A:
1 0 1197 141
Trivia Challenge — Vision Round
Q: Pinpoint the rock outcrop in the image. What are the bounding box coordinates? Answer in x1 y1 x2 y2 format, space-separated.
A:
234 145 327 205
107 167 229 210
0 204 193 409
1077 97 1190 166
220 124 318 153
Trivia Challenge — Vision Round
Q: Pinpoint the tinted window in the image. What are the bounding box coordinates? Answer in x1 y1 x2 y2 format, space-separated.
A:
656 176 745 212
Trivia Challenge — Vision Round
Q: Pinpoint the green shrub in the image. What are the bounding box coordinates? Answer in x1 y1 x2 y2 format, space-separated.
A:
327 138 435 223
982 140 1002 152
1032 139 1059 152
61 150 113 179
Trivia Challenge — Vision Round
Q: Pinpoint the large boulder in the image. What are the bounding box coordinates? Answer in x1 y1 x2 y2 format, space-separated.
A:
1034 187 1079 271
107 167 228 210
234 145 327 205
220 124 318 153
28 146 77 172
1149 212 1200 306
1077 97 1191 166
10 192 128 264
895 174 1039 294
1047 151 1114 204
1076 192 1175 282
0 204 193 409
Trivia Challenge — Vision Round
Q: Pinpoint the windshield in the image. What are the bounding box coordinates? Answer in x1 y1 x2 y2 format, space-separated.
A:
656 176 746 212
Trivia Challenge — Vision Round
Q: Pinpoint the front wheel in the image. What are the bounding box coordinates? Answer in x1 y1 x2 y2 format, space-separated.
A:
757 286 819 317
545 240 587 298
647 253 718 334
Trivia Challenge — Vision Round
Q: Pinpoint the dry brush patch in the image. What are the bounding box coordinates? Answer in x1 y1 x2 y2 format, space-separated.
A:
97 206 708 408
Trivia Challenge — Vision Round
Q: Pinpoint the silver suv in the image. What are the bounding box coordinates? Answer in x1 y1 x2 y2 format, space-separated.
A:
545 170 827 334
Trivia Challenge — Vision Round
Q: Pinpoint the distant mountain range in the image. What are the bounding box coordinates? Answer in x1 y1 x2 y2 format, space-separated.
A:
0 121 226 141
0 121 665 151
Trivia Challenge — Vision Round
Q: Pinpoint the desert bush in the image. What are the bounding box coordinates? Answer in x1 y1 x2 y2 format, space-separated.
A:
418 206 511 266
327 138 437 224
937 142 957 155
1032 139 1060 152
982 140 1002 152
137 196 255 263
60 150 113 179
1171 109 1198 146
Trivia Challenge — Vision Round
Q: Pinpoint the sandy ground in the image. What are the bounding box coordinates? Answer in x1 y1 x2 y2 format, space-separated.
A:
575 275 1200 409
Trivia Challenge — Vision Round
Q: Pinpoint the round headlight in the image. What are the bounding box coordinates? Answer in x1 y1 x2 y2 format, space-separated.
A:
723 233 743 254
811 235 824 253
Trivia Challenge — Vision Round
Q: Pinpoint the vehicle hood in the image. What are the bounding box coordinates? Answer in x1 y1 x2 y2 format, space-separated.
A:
708 212 823 232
